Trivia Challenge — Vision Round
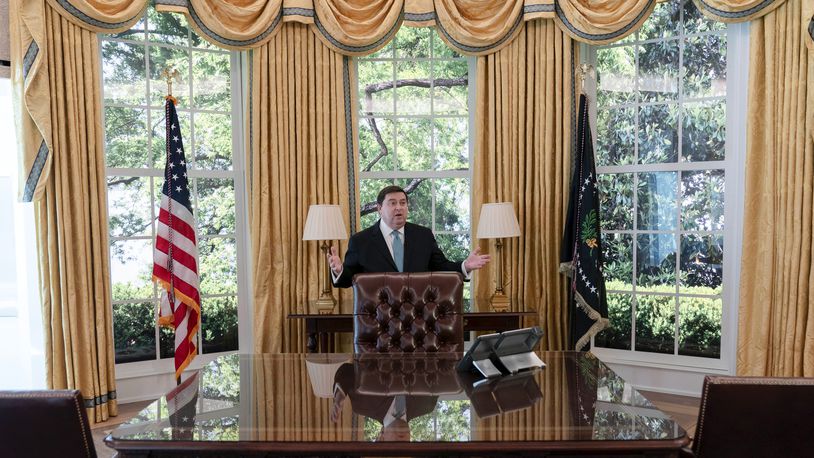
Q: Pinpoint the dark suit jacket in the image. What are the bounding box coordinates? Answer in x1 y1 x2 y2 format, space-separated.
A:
333 220 463 288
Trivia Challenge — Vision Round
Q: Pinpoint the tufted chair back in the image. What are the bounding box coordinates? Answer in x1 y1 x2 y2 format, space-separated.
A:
352 272 464 353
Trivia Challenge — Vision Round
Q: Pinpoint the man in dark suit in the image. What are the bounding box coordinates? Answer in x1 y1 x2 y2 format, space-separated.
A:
328 185 490 288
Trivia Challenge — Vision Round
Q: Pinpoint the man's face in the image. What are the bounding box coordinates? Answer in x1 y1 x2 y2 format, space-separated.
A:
377 191 408 230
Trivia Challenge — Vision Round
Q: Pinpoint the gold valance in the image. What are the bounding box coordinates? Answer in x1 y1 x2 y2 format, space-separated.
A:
692 0 786 23
45 0 147 33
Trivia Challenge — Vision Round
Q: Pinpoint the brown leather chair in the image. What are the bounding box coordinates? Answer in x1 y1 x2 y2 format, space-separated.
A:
352 272 464 353
0 389 96 458
690 375 814 457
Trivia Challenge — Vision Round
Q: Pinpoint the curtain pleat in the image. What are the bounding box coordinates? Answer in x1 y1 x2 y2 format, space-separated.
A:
472 19 572 351
250 23 354 353
31 3 118 425
738 0 814 376
311 0 404 55
555 0 657 44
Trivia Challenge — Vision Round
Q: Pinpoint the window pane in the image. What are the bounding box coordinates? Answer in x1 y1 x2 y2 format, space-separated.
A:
638 103 678 164
151 108 191 168
636 234 676 292
681 169 724 231
433 60 468 115
149 45 190 107
159 325 175 359
637 172 678 230
358 60 394 114
396 178 432 228
112 15 145 40
599 173 633 230
596 293 632 350
102 41 146 106
192 51 231 111
434 117 468 170
396 27 431 59
105 107 148 168
683 35 726 99
680 234 723 294
679 297 721 358
199 237 238 296
396 61 431 114
194 112 233 170
635 295 675 354
435 178 470 232
638 1 679 41
603 233 633 285
113 301 156 363
359 117 394 172
396 118 432 171
202 296 238 354
196 178 236 236
682 100 726 162
597 106 636 166
596 46 636 106
147 7 188 46
638 40 679 103
110 239 154 301
108 176 152 238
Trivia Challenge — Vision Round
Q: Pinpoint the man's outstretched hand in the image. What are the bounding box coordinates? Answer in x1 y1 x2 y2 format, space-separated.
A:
463 247 491 272
327 245 343 276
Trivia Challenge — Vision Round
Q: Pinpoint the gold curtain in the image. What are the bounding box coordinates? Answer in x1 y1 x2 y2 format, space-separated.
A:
555 0 657 44
737 0 814 376
250 23 355 353
24 3 118 424
806 1 814 51
472 19 572 351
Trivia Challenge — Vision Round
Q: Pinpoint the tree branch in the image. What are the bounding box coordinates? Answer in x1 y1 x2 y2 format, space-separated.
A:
361 77 468 172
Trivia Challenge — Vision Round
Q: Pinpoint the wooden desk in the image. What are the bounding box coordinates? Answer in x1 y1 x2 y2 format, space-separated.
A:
289 312 535 352
106 352 690 457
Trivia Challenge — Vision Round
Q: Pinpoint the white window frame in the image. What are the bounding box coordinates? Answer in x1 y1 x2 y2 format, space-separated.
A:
100 20 251 379
586 20 748 375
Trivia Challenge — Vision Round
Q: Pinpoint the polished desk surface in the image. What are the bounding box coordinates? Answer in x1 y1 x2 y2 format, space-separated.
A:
106 352 688 456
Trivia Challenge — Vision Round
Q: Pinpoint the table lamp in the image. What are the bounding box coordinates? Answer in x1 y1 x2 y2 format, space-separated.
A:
476 202 521 311
303 204 348 314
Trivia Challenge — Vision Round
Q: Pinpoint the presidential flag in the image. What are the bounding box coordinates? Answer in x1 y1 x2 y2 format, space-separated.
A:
153 97 201 380
560 93 609 351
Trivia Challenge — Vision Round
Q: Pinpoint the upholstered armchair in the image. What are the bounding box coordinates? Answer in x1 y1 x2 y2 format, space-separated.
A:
0 389 96 457
689 375 814 457
352 272 464 353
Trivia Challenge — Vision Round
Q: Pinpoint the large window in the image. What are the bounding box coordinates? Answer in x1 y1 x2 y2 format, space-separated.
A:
356 27 473 303
101 7 246 366
589 0 742 365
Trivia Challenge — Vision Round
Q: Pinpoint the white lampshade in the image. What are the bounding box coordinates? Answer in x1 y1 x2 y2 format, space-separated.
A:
303 204 348 241
476 202 521 239
305 355 351 398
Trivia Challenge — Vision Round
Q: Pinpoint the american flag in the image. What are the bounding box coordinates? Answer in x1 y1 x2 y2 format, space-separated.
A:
153 97 200 380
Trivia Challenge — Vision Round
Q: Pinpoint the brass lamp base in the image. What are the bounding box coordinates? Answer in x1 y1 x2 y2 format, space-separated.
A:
489 293 511 312
315 296 337 315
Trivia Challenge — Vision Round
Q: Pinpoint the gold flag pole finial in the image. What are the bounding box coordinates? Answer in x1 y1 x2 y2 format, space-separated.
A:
578 63 594 94
161 67 181 104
